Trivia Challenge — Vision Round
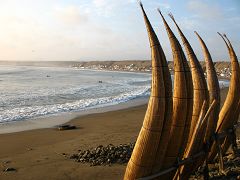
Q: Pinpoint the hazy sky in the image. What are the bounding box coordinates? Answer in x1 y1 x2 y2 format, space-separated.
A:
0 0 239 61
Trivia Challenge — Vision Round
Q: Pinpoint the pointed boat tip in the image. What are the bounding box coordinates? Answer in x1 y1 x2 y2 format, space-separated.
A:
218 32 231 51
138 0 143 8
217 32 223 38
222 33 230 42
138 0 145 13
168 13 175 21
217 32 226 41
218 32 228 43
157 8 165 19
157 8 162 15
223 34 237 56
138 1 149 19
223 33 232 44
194 31 202 40
168 13 179 26
138 1 148 20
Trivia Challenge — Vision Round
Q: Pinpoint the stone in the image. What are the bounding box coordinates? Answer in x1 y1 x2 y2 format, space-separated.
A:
70 154 78 159
69 143 135 166
58 125 76 131
3 168 16 172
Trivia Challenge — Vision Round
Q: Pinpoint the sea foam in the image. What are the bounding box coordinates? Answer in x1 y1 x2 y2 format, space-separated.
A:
0 65 230 124
0 86 150 123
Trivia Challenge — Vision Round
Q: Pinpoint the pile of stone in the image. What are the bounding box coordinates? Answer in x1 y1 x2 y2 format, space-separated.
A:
70 143 135 166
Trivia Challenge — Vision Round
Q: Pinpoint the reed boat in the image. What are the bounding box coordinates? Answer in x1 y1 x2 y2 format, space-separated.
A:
124 3 172 179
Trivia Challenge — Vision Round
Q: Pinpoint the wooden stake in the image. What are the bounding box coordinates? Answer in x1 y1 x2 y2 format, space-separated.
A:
216 136 225 175
230 128 238 155
203 162 209 180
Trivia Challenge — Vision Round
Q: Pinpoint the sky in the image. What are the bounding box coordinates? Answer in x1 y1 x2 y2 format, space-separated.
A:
0 0 239 61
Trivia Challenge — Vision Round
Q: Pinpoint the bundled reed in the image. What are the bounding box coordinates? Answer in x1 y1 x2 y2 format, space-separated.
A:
124 3 239 179
124 3 172 179
167 14 209 179
221 100 240 154
177 100 217 179
195 32 220 143
168 14 209 148
208 33 240 161
157 10 193 179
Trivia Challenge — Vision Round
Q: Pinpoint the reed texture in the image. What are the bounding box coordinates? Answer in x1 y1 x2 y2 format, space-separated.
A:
221 100 240 154
195 31 220 143
169 14 209 149
168 14 210 179
176 100 217 179
208 33 240 161
158 10 193 179
124 3 172 179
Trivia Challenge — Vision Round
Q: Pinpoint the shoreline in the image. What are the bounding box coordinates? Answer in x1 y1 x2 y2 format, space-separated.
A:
0 65 230 135
0 87 231 180
0 78 230 135
0 97 148 134
0 104 148 180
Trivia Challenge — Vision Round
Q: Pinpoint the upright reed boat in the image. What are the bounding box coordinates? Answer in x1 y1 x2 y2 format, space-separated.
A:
124 3 172 179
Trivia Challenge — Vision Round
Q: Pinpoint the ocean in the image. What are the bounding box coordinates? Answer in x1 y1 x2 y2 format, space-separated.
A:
0 65 230 124
0 65 151 124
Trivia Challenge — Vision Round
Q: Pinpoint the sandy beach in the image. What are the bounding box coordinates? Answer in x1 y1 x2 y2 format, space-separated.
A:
0 103 147 180
0 87 235 180
0 0 238 179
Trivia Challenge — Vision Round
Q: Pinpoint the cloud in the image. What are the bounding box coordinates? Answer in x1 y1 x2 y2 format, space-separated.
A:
159 3 171 10
187 0 222 20
178 17 200 30
54 6 89 26
0 0 237 61
93 0 134 7
92 0 135 16
93 0 109 7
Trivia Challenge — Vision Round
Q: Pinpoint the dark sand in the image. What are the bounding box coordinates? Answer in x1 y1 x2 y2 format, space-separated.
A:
0 88 232 180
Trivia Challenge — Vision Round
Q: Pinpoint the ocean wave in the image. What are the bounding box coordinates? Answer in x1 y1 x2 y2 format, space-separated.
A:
0 79 230 124
0 65 231 124
0 86 150 123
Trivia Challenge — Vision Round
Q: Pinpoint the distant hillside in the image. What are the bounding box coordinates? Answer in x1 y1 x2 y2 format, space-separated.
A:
71 60 232 78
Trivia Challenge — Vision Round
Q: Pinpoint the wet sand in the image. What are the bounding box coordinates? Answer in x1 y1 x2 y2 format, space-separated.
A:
0 87 233 180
